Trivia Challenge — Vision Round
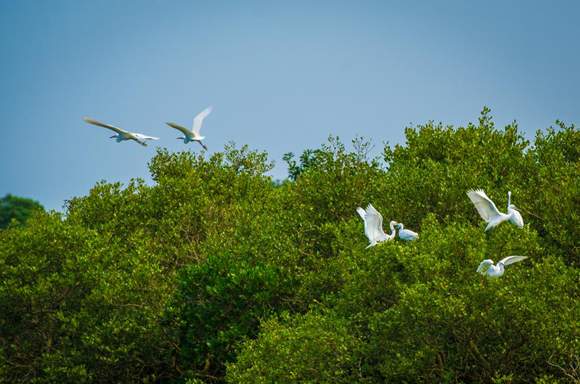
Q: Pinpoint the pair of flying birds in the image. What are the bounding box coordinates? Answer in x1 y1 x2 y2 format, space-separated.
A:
357 189 528 278
83 106 213 150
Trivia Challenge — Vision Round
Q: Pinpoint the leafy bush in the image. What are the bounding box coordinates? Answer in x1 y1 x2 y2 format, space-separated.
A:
165 256 297 380
228 312 364 383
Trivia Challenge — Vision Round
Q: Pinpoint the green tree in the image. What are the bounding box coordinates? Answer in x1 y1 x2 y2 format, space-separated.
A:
1 110 580 383
525 120 580 265
228 312 364 384
226 110 580 383
165 256 297 380
0 193 44 229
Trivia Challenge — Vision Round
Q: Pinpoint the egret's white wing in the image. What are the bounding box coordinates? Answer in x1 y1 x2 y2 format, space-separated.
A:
364 204 388 243
134 133 160 141
356 207 366 221
467 189 501 222
499 256 528 266
192 106 212 136
476 259 494 274
166 122 193 136
83 117 128 135
509 210 524 227
357 207 370 242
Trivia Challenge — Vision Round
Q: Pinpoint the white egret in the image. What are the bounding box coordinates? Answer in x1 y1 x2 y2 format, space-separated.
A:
166 106 212 150
507 191 524 228
356 204 397 249
83 117 160 147
467 189 523 231
476 256 528 278
395 223 419 241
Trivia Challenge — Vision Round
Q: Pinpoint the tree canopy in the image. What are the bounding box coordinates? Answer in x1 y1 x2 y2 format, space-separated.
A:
0 194 44 229
1 109 579 383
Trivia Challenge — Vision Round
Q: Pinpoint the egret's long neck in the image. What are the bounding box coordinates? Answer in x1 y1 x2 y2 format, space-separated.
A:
507 191 511 211
497 262 505 275
389 222 396 235
506 202 515 219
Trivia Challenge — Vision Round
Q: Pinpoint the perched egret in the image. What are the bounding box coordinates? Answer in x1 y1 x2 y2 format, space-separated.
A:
83 117 160 147
508 191 524 228
395 223 419 241
476 256 528 278
467 189 523 231
166 106 212 150
356 204 397 249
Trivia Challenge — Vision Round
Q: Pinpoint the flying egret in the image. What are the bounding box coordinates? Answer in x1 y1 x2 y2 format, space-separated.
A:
467 189 523 231
476 256 528 278
83 117 160 147
356 204 397 249
395 223 419 241
166 106 212 150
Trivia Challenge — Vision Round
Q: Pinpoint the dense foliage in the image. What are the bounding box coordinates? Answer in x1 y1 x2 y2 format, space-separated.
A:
1 109 579 383
0 193 44 229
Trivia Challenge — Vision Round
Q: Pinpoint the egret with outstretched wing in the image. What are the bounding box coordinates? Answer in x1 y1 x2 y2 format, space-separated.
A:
166 106 212 150
476 256 528 278
83 117 159 147
357 204 397 248
467 189 523 231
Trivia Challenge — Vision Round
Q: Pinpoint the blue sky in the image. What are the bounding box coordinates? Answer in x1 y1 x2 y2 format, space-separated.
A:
1 1 579 211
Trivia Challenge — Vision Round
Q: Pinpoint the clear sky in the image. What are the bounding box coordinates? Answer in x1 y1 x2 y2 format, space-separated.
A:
1 1 579 211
